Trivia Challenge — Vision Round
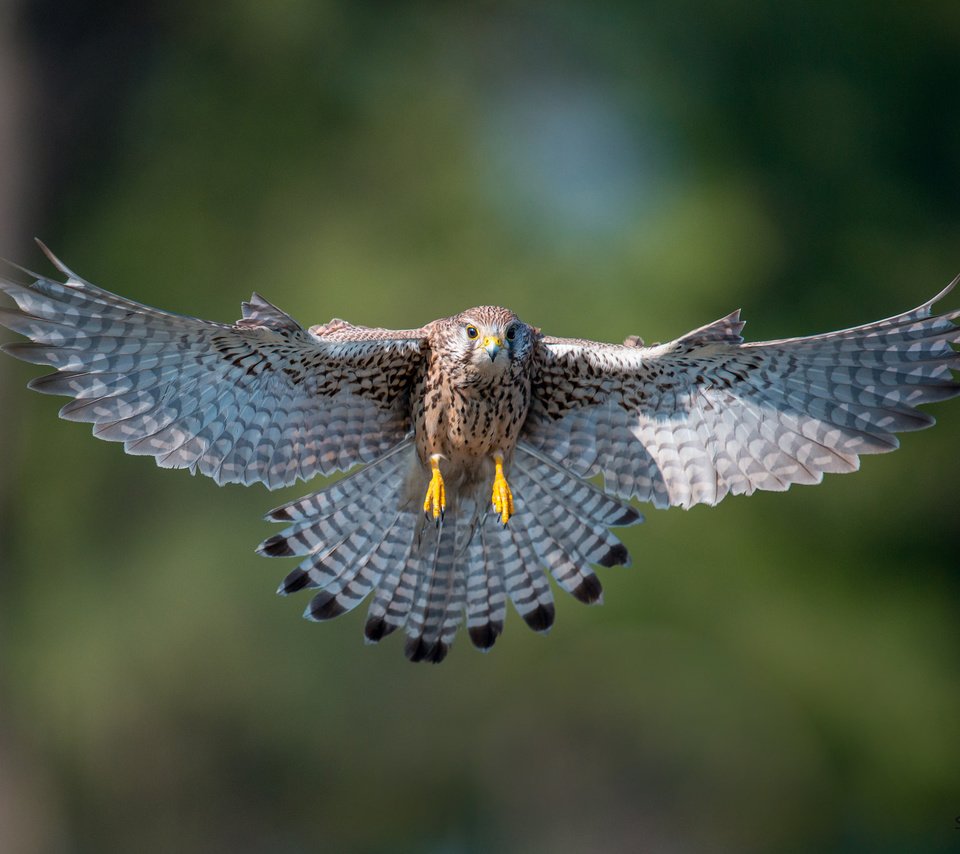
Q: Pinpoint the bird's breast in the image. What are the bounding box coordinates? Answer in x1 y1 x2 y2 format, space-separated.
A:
414 371 531 468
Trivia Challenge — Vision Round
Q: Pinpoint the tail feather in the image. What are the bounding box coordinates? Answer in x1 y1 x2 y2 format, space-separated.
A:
260 440 643 662
260 442 417 633
438 559 468 652
302 511 408 619
466 525 505 649
516 506 604 605
260 496 378 559
364 540 421 643
269 505 413 601
266 441 410 523
512 466 633 569
492 518 556 634
516 444 643 527
277 530 357 594
404 514 462 663
259 442 411 560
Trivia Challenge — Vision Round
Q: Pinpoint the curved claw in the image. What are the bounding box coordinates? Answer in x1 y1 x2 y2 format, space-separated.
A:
491 453 514 525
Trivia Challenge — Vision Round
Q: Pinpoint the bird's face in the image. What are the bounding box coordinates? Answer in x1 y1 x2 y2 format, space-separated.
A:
448 306 533 379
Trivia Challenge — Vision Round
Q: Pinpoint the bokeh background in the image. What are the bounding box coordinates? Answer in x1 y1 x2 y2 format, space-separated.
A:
1 2 959 852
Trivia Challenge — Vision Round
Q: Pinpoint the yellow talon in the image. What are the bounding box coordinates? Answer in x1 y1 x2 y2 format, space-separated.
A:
491 453 514 524
423 455 446 520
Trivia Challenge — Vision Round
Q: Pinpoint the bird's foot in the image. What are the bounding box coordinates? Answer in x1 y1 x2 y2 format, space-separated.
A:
423 454 446 521
491 453 514 525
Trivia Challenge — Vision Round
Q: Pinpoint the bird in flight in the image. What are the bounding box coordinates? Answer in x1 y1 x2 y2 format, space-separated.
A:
1 243 958 662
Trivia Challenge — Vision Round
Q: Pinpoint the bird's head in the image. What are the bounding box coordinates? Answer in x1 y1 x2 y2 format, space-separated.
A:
444 305 533 379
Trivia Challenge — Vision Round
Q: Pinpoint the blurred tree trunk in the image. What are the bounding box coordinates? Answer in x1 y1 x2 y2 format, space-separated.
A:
0 0 34 541
0 4 31 585
0 3 61 852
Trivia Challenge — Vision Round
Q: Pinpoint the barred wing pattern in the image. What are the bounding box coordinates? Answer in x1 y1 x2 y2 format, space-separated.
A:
0 249 426 489
524 283 960 509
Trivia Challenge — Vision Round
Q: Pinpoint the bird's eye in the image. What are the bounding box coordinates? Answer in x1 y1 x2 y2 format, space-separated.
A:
505 325 516 341
466 325 479 340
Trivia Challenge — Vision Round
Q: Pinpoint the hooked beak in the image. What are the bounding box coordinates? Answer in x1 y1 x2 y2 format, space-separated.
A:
482 335 502 361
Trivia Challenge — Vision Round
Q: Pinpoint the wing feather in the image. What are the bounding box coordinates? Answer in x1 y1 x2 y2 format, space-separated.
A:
526 280 960 509
0 250 427 488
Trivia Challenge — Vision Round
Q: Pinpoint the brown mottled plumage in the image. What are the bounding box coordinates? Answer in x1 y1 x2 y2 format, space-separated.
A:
410 307 530 509
2 244 958 663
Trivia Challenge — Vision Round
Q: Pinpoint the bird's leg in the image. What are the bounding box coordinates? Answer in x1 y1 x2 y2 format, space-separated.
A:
491 452 514 525
423 454 446 522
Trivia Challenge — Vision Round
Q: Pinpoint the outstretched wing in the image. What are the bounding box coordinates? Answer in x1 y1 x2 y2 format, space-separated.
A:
524 282 960 509
0 246 426 489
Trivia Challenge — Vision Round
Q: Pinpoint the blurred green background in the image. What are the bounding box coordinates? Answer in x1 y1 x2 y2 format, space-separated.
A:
1 2 959 852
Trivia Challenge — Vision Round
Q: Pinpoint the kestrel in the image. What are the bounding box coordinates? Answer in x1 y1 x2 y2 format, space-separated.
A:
2 243 958 662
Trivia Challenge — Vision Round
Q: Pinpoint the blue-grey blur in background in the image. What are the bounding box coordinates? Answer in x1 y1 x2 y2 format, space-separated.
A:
0 3 958 853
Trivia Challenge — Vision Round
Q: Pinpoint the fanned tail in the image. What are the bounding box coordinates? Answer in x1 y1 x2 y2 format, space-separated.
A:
259 441 642 663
